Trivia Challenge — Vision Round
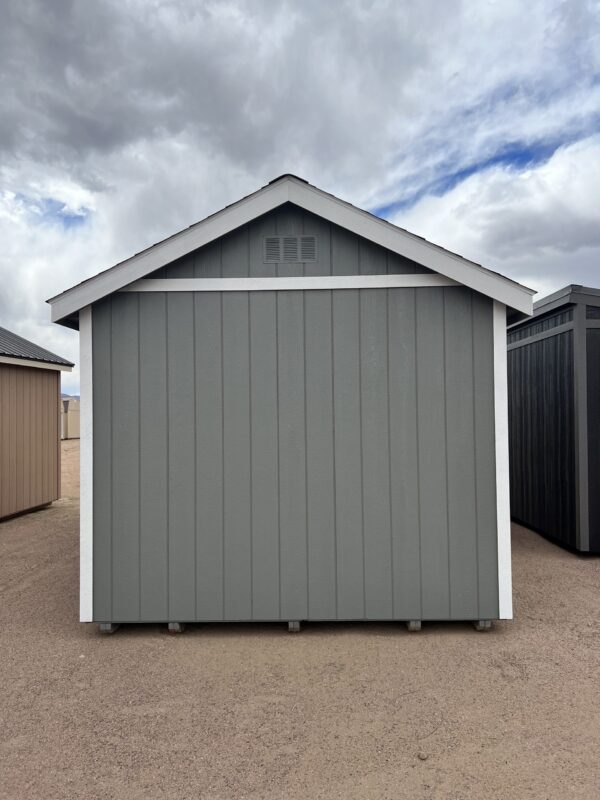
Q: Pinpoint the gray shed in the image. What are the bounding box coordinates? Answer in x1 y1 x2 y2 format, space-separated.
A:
49 175 533 630
507 285 600 553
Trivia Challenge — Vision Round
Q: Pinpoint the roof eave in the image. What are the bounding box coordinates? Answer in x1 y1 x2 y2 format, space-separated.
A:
48 175 535 323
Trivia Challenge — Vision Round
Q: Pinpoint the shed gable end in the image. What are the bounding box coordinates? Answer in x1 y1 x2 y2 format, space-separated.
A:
151 204 433 280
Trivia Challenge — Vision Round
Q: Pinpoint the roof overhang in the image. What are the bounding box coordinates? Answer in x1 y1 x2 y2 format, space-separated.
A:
0 355 72 371
48 175 535 327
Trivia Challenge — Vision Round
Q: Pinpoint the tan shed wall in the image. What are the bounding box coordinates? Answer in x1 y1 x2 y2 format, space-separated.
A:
0 363 60 519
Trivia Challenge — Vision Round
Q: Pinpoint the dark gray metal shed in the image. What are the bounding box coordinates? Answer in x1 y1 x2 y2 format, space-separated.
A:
48 175 534 631
507 285 600 553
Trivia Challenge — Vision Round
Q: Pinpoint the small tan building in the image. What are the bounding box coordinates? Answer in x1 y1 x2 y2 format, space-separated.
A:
61 397 80 440
0 326 73 520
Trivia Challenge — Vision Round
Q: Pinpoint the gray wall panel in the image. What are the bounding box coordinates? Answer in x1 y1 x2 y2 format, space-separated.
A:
194 293 224 619
110 293 140 621
416 288 450 618
332 288 364 618
444 289 478 618
222 293 252 618
92 282 499 622
277 291 308 619
305 290 337 619
167 293 196 620
249 291 280 618
139 294 168 621
388 289 421 619
361 289 393 618
473 294 499 618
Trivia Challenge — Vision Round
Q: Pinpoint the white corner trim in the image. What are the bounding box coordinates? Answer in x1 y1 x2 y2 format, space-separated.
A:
120 274 458 293
493 301 512 619
0 355 72 371
79 306 93 622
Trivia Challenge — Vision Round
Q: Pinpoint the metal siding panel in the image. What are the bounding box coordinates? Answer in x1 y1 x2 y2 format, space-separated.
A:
332 289 364 618
388 289 421 619
139 294 168 621
305 290 337 618
277 291 308 619
360 289 393 618
111 293 140 621
195 293 225 619
92 300 113 621
249 291 280 618
507 330 576 548
473 295 499 618
167 293 196 620
444 288 479 618
222 293 252 618
416 287 450 619
586 329 600 551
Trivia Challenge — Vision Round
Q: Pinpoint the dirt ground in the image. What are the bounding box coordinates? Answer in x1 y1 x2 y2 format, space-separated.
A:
1 440 599 800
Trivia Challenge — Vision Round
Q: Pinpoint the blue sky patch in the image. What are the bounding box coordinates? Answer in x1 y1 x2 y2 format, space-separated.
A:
16 193 90 229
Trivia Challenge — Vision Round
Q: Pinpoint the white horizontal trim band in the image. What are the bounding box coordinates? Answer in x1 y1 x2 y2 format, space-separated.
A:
0 355 72 372
121 274 458 293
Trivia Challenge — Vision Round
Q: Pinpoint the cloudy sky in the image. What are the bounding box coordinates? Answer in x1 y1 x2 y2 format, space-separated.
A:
1 0 599 393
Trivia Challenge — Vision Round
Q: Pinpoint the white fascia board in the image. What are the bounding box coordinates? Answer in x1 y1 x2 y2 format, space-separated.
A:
121 274 458 293
0 355 72 371
49 176 534 323
79 306 93 622
287 181 534 316
493 301 513 620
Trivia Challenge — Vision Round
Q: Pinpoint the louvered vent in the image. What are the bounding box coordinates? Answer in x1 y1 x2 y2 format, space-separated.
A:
300 236 317 261
265 237 281 262
264 235 317 263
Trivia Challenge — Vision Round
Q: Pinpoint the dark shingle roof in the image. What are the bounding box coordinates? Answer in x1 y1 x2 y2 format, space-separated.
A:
0 325 73 367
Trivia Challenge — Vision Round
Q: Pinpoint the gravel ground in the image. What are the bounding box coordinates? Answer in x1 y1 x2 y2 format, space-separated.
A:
1 440 599 799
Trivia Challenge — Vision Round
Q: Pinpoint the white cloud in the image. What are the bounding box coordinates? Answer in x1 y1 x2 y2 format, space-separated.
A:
394 135 600 297
0 0 598 391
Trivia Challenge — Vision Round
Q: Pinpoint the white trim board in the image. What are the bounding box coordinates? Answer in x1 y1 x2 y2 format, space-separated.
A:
0 355 72 371
493 301 513 620
49 175 534 324
120 274 458 293
79 306 93 623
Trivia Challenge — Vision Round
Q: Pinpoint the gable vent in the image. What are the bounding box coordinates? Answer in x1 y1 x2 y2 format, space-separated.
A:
264 235 317 263
265 236 281 262
300 235 316 261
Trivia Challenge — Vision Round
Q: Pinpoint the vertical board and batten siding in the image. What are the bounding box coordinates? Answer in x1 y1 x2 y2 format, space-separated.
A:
508 328 576 547
0 363 60 519
92 284 499 622
586 329 600 552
